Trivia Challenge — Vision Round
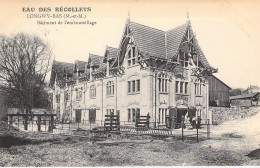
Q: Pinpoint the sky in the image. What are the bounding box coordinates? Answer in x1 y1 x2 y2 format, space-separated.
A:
0 0 260 89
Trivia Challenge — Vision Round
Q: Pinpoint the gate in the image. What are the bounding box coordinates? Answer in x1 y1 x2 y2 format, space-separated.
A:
104 111 120 132
135 113 150 128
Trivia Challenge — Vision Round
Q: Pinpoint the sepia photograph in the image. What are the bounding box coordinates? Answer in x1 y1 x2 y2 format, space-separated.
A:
0 0 260 166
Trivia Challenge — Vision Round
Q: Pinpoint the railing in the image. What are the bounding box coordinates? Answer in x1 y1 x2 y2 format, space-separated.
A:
6 115 211 142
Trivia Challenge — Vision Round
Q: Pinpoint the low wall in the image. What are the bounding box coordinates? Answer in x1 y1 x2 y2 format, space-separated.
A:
210 106 260 125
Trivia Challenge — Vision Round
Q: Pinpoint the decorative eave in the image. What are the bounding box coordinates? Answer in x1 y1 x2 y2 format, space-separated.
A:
92 70 106 79
78 74 90 83
110 66 125 76
138 51 179 72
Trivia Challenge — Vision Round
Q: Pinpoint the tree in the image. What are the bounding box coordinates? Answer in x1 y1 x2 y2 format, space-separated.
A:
0 33 52 113
229 88 244 96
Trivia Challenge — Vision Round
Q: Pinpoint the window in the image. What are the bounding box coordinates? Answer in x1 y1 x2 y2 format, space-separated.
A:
137 80 140 92
127 108 140 122
185 82 188 94
159 108 168 124
90 85 96 98
179 52 189 68
176 80 189 94
106 81 114 96
127 47 140 66
158 73 168 93
56 94 60 103
132 81 135 92
106 109 114 115
76 90 82 101
127 79 140 94
195 79 203 96
175 81 179 93
128 81 131 93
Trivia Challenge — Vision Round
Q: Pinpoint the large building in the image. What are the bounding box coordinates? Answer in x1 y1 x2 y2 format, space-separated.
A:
49 19 217 127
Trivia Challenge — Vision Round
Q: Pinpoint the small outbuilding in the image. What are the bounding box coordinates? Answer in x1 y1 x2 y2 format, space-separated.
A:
230 92 260 107
209 75 232 107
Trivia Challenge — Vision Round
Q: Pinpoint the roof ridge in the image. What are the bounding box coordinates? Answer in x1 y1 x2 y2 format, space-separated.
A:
166 23 188 32
107 46 118 50
130 21 165 33
54 60 74 65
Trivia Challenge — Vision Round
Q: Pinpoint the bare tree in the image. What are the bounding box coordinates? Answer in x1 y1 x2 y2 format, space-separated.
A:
0 33 52 114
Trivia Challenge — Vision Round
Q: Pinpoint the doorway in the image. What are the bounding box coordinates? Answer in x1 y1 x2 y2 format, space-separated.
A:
177 108 188 124
75 110 82 123
89 109 96 123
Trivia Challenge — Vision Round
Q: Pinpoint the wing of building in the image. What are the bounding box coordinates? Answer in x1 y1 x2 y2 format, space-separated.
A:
49 19 218 126
208 75 231 107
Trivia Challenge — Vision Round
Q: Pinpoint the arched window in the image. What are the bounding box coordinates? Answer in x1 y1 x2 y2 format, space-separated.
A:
158 73 169 93
90 85 96 98
127 47 140 66
106 81 114 96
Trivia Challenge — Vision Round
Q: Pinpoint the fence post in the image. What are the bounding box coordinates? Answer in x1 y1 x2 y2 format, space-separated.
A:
45 117 46 132
31 118 33 131
147 113 150 128
181 116 184 142
207 119 210 139
38 116 41 131
24 115 28 130
78 121 79 130
50 115 54 133
9 116 13 125
90 120 92 130
69 120 70 130
196 124 199 142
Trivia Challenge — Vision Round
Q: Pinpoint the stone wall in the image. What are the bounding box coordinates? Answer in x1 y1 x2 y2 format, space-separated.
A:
210 106 260 125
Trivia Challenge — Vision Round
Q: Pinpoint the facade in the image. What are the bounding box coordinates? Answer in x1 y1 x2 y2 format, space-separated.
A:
49 19 217 127
209 75 231 107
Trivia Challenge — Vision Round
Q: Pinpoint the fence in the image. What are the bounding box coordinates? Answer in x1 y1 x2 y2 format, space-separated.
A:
7 114 56 132
7 115 210 142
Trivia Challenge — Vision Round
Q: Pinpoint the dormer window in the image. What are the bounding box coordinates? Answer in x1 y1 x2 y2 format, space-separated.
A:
179 52 189 68
127 47 140 66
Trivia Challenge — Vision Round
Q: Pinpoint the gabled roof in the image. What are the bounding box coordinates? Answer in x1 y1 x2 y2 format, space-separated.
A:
103 46 119 62
211 75 232 90
88 53 103 67
49 60 74 87
166 23 188 59
230 92 260 100
124 20 216 71
94 62 107 74
129 21 166 58
107 46 119 59
75 60 87 72
193 37 216 70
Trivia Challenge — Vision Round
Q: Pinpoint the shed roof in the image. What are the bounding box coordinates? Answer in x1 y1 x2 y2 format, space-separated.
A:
230 92 260 100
